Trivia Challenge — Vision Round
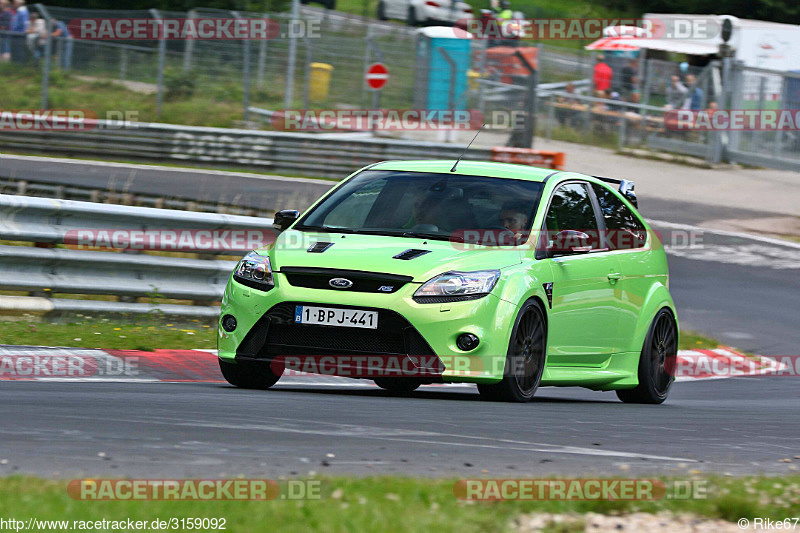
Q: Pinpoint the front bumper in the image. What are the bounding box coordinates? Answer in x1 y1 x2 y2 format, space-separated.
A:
217 271 518 383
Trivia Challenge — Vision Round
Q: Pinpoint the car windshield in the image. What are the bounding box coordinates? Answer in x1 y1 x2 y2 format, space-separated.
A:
294 170 544 246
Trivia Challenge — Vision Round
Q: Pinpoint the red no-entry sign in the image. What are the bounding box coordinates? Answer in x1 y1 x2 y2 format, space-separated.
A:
365 63 389 90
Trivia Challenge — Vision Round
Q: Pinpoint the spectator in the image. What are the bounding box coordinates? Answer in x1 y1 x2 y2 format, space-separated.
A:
608 90 623 112
557 82 578 104
50 17 72 69
683 74 704 110
592 89 609 111
593 54 612 93
25 10 44 60
666 74 687 109
621 58 638 97
627 91 641 115
0 0 13 61
10 0 28 63
555 82 581 127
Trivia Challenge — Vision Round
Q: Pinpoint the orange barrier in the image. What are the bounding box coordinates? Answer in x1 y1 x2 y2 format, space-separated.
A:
490 147 565 170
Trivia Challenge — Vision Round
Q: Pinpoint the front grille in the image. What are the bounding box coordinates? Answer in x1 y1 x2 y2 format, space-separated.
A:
237 302 437 359
280 267 412 294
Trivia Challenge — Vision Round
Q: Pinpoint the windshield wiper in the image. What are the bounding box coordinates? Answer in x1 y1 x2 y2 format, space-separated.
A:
400 231 453 241
294 225 360 234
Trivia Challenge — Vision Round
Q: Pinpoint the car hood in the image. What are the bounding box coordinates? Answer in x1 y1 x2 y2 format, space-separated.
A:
264 230 523 282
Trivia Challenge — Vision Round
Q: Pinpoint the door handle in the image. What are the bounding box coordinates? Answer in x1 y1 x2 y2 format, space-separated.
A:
607 272 622 281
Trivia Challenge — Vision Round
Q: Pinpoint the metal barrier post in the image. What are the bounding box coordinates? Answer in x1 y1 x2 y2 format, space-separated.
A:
256 32 268 90
150 9 166 115
120 47 128 80
507 49 537 148
183 9 197 72
285 0 301 107
303 35 311 110
233 11 251 122
243 37 252 122
37 4 53 109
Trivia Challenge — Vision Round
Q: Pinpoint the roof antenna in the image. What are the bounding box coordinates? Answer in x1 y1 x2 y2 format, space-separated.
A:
451 123 485 173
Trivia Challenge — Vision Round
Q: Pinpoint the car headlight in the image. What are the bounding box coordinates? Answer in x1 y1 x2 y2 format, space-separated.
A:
233 250 274 291
413 270 500 302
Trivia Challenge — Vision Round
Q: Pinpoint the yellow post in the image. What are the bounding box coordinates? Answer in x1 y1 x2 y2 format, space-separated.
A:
309 63 334 102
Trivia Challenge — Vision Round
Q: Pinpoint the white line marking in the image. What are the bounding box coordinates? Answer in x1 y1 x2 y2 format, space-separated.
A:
650 219 800 250
0 154 331 186
94 414 697 462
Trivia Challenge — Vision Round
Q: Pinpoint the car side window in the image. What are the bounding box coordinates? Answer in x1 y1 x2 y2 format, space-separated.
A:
543 182 601 250
591 183 647 250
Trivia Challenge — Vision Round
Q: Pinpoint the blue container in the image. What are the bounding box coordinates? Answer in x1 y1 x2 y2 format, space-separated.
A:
414 27 472 113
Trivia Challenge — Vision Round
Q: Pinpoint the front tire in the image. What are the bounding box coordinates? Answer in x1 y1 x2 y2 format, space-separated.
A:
478 300 546 402
219 359 281 390
616 308 677 404
374 377 421 394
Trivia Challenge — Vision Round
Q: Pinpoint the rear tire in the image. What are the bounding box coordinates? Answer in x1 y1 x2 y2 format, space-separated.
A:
616 308 677 404
478 300 546 402
377 1 387 20
219 359 281 390
374 377 421 394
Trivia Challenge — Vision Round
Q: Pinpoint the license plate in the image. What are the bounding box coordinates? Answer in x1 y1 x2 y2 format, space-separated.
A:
294 306 378 329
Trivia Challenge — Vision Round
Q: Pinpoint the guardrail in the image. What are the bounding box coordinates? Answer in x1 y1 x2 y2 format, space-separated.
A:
0 194 273 318
0 177 271 218
0 120 567 178
0 120 496 179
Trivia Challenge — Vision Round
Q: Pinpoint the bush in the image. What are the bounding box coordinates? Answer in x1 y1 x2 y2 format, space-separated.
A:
164 68 197 101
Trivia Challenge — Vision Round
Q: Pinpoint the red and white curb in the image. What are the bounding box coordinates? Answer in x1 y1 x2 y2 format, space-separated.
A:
0 345 789 384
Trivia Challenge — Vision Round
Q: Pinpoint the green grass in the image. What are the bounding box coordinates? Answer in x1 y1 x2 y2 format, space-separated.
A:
0 319 216 351
1 317 719 352
0 63 270 129
0 475 798 532
680 331 723 350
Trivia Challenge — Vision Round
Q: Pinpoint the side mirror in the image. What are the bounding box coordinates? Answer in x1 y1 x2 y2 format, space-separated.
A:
273 209 299 232
548 230 592 257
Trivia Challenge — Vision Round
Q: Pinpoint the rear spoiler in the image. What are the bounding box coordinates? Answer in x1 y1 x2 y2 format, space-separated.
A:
594 176 637 209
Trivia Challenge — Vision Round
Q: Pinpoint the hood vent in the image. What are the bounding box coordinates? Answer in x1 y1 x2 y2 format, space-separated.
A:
307 242 334 253
393 249 431 260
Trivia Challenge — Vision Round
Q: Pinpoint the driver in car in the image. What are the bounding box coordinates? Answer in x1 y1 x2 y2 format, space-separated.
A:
498 201 530 242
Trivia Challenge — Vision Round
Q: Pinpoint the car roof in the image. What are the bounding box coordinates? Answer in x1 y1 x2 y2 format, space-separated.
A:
367 160 562 182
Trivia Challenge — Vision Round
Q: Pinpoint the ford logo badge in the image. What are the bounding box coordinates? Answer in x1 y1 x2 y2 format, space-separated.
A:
329 278 353 289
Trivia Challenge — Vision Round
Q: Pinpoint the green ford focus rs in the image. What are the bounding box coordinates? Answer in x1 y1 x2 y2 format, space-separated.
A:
217 160 678 403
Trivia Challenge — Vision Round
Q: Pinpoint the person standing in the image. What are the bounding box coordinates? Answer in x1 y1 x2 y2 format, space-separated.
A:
0 0 13 61
683 74 704 110
621 58 638 97
10 0 28 63
666 74 687 109
25 10 44 60
50 17 71 69
593 54 612 93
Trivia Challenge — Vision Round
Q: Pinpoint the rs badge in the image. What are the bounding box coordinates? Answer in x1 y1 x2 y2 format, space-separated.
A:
543 282 554 309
